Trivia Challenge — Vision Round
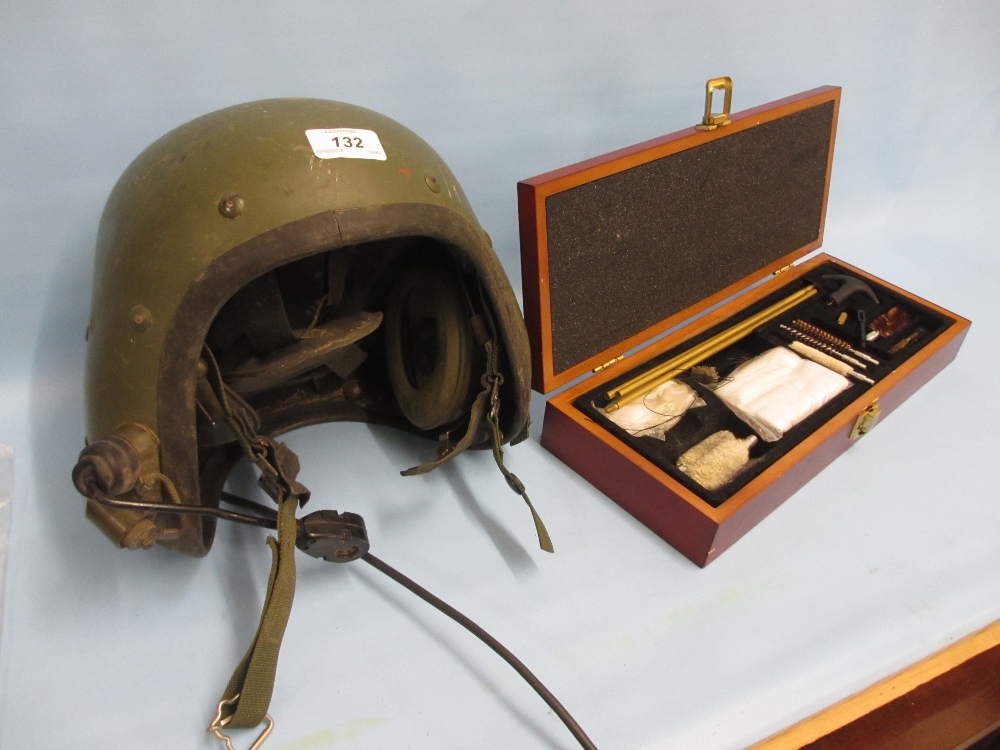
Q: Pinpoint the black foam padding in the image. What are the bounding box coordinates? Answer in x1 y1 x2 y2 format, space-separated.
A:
546 101 835 374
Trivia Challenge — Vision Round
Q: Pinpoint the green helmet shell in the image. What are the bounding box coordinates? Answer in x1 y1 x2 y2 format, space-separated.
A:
83 98 531 556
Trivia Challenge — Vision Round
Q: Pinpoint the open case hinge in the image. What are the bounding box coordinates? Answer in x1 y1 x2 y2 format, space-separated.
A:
773 263 794 276
594 354 625 373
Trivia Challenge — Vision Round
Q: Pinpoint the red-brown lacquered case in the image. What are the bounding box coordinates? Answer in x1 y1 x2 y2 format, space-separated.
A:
518 86 970 567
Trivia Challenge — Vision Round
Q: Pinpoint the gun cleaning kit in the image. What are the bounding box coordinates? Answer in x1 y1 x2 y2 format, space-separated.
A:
518 79 969 566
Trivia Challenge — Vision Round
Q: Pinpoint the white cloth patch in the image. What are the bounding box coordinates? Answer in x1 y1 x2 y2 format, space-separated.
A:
602 378 701 440
713 347 851 442
305 128 387 160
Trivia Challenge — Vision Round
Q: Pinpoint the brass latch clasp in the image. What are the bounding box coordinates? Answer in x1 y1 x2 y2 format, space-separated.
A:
850 400 881 440
695 77 733 131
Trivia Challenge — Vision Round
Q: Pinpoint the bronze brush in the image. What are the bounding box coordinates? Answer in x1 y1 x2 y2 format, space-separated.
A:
791 319 880 366
888 329 922 353
868 306 913 341
779 325 866 368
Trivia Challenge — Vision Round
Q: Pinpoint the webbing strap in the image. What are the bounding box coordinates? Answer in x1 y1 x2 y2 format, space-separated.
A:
219 491 298 728
202 346 305 732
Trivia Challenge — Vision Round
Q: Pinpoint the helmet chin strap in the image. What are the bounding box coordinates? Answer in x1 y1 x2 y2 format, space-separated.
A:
197 270 555 744
202 346 308 736
200 345 584 750
81 345 586 750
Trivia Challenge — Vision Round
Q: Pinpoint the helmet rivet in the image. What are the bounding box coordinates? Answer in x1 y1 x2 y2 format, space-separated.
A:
218 194 244 219
423 172 441 194
130 305 152 331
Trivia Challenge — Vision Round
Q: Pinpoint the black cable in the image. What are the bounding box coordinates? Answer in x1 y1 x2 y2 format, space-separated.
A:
89 487 598 748
220 491 279 520
361 552 600 750
90 491 278 530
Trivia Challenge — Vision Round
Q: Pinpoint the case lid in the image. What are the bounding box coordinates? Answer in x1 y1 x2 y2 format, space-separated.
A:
518 85 841 394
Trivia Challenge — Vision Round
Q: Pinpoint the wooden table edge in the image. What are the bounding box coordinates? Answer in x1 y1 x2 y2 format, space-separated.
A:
748 617 1000 749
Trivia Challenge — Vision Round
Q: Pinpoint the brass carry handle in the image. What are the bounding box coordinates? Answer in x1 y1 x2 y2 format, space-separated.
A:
696 77 733 131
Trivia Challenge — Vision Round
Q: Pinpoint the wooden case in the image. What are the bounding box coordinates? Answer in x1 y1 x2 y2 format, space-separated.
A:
518 85 970 567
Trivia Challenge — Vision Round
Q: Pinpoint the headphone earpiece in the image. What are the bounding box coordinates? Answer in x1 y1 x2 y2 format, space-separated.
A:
384 267 475 431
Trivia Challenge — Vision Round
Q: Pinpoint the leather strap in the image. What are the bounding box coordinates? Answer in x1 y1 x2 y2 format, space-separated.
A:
400 295 553 553
399 385 489 477
233 272 299 355
482 339 553 553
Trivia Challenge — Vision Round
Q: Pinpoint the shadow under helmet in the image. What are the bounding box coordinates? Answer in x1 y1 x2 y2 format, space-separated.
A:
73 98 532 557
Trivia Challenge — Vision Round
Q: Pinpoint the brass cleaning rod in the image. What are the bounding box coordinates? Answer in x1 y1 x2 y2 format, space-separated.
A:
604 285 818 411
605 288 813 407
605 286 816 403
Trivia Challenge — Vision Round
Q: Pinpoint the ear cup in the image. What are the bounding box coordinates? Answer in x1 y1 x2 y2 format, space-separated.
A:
384 268 475 431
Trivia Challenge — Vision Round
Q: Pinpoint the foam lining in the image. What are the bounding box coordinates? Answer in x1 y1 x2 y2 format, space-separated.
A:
545 101 835 374
574 261 954 507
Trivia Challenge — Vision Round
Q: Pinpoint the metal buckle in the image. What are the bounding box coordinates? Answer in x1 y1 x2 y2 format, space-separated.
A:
208 695 274 750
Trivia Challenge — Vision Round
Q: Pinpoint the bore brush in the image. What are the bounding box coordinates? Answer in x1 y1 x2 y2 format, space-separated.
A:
789 342 875 384
790 319 880 365
779 325 866 368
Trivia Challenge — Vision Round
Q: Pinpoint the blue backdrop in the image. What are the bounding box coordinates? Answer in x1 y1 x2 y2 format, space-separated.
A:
1 2 998 748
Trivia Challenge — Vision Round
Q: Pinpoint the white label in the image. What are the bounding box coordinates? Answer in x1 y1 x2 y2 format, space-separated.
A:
305 128 386 160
